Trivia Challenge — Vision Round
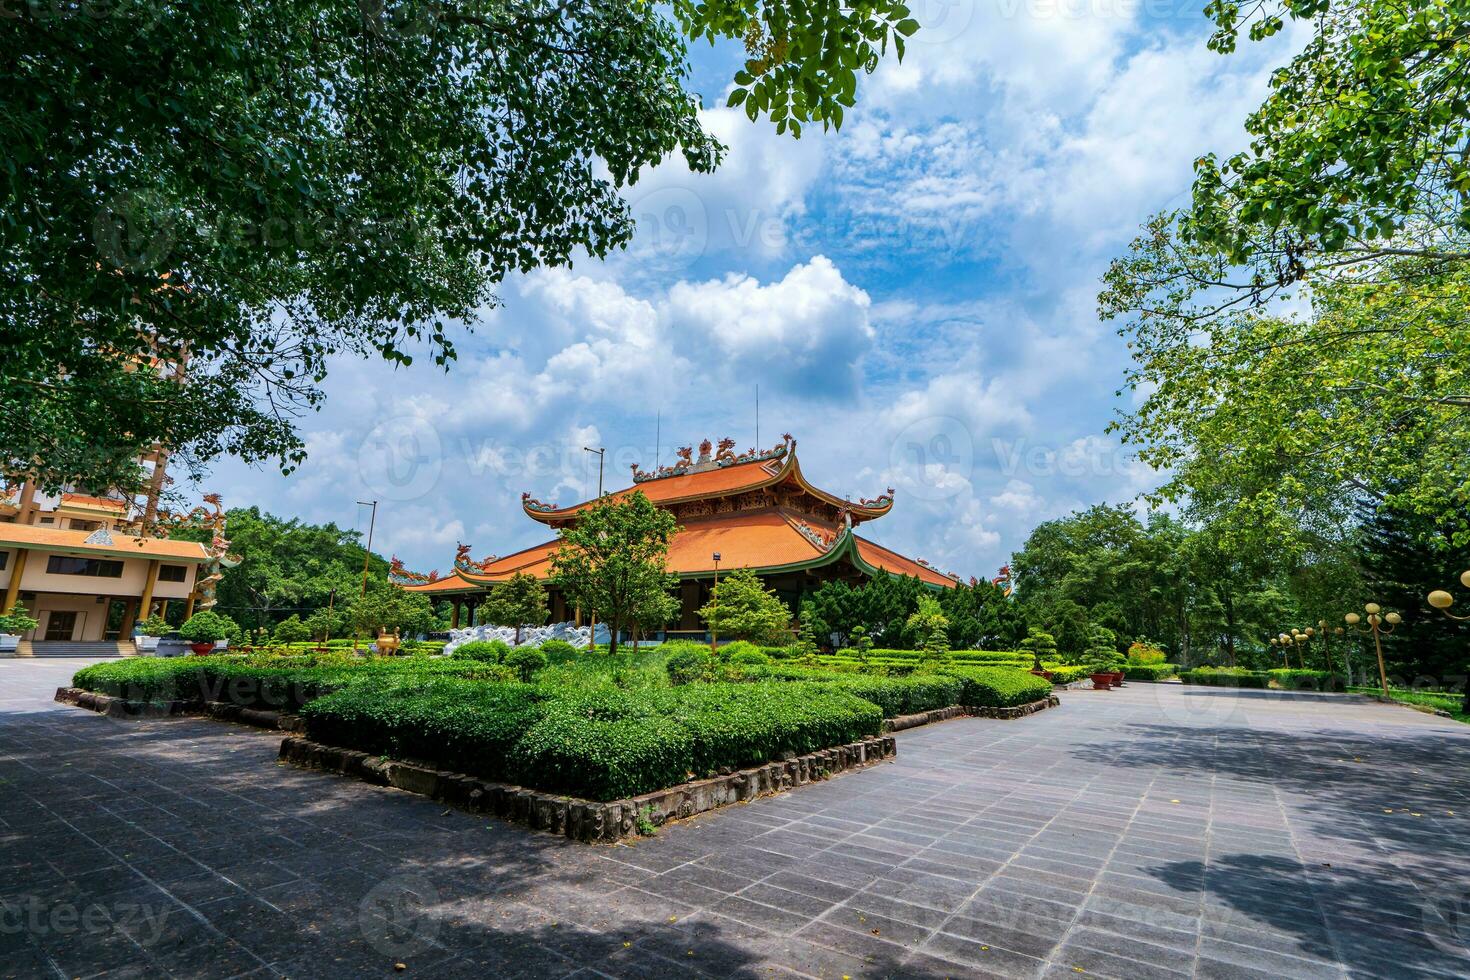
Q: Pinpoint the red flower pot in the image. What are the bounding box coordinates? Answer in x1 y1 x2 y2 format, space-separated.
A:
1090 673 1113 690
1111 671 1126 687
190 642 216 655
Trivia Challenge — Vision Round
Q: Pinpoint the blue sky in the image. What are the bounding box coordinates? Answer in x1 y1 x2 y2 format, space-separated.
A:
209 1 1305 580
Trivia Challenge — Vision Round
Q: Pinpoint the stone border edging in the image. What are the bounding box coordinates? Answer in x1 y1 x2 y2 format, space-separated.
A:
881 696 1060 731
278 733 898 843
54 687 303 732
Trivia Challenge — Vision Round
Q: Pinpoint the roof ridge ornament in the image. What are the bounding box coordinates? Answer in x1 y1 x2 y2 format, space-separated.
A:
389 556 440 585
630 433 794 482
453 543 498 575
83 527 114 546
521 492 558 513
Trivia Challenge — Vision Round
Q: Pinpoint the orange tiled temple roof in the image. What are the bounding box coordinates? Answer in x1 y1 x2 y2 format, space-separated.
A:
404 436 958 592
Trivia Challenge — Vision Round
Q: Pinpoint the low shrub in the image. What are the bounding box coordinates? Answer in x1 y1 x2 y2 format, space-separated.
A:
717 640 762 660
1123 663 1177 681
1267 669 1346 691
1179 667 1269 688
537 638 578 661
665 645 716 685
726 648 770 666
1127 641 1167 664
1043 665 1090 684
451 639 512 663
301 679 882 801
504 646 549 682
941 667 1053 707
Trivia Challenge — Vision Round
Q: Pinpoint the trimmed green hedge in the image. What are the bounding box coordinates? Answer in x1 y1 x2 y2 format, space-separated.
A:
1179 667 1346 690
1044 665 1090 684
299 679 883 801
72 655 504 708
941 667 1054 707
745 666 964 716
1179 668 1269 688
1123 663 1177 681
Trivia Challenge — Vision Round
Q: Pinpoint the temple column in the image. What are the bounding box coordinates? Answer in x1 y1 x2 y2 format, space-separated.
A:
137 560 161 622
2 548 28 613
450 598 461 629
117 599 138 639
184 593 197 619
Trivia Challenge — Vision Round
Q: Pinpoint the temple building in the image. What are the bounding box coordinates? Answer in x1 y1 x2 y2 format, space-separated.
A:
401 435 960 639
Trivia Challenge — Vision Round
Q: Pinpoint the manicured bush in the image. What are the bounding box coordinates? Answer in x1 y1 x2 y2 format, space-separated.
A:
1043 665 1090 684
451 639 512 663
718 640 762 660
302 678 883 801
941 667 1053 707
1123 663 1177 681
301 679 547 781
1127 641 1167 664
665 645 715 685
537 638 578 660
1267 669 1346 691
1179 667 1269 688
179 611 237 644
504 646 548 682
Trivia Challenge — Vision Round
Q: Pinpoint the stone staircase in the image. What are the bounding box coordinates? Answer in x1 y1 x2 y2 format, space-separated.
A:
21 641 133 658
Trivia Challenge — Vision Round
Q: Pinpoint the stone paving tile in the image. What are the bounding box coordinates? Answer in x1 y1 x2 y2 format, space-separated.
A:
6 659 1470 978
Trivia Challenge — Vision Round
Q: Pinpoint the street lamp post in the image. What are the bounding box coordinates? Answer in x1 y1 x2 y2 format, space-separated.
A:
583 446 605 497
1344 602 1402 698
1426 569 1470 713
710 552 721 653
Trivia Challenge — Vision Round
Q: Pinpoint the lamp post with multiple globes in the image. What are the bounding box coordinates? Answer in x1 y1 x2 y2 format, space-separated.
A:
1425 569 1470 713
1343 603 1401 698
1315 620 1345 678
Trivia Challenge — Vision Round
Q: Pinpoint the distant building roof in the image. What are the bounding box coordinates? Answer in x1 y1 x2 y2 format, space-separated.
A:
0 523 210 562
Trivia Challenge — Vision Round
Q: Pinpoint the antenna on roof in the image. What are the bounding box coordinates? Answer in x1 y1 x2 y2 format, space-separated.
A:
756 384 760 448
655 411 660 470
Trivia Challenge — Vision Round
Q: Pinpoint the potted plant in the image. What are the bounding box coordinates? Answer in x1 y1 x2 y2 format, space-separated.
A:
0 604 39 655
1087 662 1113 690
178 610 237 655
134 614 171 654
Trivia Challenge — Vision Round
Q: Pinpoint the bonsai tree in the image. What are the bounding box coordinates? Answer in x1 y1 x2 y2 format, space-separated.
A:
848 626 874 665
484 572 549 645
0 603 39 637
178 610 238 647
1019 627 1059 672
794 607 821 666
908 595 952 670
699 567 793 646
1083 625 1122 671
137 613 172 637
272 614 310 644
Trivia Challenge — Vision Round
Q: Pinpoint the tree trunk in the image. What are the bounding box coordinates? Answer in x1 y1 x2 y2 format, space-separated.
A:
607 616 619 658
514 623 521 645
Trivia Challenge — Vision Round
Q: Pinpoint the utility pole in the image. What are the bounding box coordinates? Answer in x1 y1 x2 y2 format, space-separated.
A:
354 500 377 652
710 552 721 653
583 446 605 497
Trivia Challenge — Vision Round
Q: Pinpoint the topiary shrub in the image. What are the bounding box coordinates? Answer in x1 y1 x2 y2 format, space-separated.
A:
717 640 761 660
665 645 715 685
942 666 1053 707
727 648 770 666
178 611 237 644
1123 663 1176 681
271 614 310 644
451 639 511 663
538 638 578 661
504 646 548 682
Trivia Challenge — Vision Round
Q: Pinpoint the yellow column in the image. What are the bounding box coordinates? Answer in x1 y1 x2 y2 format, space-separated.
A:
137 559 161 622
2 549 28 613
450 599 461 629
158 599 169 620
184 593 197 619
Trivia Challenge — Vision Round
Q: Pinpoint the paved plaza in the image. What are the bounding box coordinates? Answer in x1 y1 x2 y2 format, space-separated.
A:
2 659 1468 979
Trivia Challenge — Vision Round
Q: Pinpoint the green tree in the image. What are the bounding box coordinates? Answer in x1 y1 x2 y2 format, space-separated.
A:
170 507 383 632
907 595 951 670
549 491 678 658
349 583 436 641
1184 0 1470 290
794 606 821 665
700 568 792 646
803 573 927 649
303 606 343 643
1019 627 1058 672
1102 243 1470 554
3 1 914 491
631 590 680 652
484 572 549 645
272 614 310 645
